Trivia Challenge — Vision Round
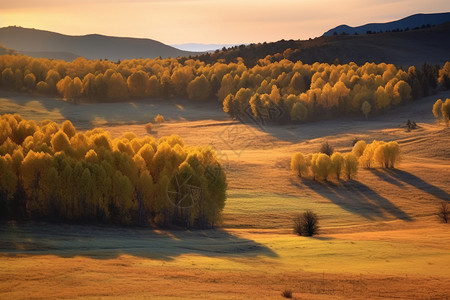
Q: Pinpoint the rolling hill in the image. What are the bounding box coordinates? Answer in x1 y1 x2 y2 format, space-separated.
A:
196 22 450 67
0 26 199 61
323 12 450 36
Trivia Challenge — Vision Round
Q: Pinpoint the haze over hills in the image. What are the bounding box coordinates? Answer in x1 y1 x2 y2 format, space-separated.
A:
0 26 199 61
171 43 238 52
323 12 450 36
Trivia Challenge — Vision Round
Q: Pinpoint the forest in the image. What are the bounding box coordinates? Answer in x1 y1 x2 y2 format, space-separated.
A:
0 53 449 123
0 114 227 228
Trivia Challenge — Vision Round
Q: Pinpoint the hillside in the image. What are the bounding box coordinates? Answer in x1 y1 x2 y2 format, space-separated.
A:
323 12 450 36
196 22 450 67
0 44 18 56
0 26 199 61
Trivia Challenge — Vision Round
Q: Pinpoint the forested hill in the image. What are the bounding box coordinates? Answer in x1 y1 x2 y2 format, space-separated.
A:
194 22 450 67
323 12 450 36
0 44 18 56
0 26 199 61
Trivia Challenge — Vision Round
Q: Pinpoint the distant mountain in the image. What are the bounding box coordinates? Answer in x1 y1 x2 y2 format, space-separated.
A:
0 26 199 61
171 43 238 52
323 12 450 36
195 22 450 67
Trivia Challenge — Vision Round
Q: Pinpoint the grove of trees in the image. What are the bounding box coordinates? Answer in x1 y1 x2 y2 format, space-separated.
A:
0 114 227 228
1 54 449 124
291 140 401 181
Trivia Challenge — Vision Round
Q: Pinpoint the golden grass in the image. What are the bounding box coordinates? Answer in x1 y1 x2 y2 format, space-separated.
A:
1 90 450 299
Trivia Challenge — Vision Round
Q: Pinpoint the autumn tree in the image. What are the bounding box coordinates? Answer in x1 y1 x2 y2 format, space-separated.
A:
187 75 212 101
331 152 344 180
361 101 371 119
442 98 450 126
343 152 358 180
291 152 308 178
432 99 443 123
154 114 165 125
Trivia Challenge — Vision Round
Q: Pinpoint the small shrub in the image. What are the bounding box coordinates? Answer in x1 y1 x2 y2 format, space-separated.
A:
281 289 292 298
154 114 165 124
293 210 319 236
320 141 334 156
144 122 153 133
438 202 449 223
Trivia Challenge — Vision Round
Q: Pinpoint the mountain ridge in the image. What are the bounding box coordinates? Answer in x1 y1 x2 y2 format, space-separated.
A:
323 12 450 36
0 26 199 61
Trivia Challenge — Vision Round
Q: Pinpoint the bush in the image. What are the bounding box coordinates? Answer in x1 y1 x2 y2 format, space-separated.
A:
438 202 449 223
144 122 153 133
281 289 292 298
320 141 334 156
293 210 319 236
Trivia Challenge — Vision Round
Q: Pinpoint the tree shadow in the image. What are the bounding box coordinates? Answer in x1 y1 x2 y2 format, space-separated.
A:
368 169 406 188
292 178 412 221
386 169 450 201
0 221 278 260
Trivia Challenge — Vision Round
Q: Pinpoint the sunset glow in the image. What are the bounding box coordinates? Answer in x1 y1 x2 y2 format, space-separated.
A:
1 0 449 44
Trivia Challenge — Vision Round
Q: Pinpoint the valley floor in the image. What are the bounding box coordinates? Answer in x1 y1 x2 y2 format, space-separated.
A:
1 91 450 299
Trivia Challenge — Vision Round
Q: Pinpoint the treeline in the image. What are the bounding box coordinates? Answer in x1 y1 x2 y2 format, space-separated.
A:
432 98 450 125
0 114 227 228
291 140 400 181
0 54 449 123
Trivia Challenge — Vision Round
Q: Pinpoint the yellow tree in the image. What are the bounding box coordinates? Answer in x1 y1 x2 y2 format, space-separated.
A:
343 152 358 180
331 152 344 180
127 70 149 98
290 152 308 177
154 114 165 125
432 99 443 123
187 75 212 101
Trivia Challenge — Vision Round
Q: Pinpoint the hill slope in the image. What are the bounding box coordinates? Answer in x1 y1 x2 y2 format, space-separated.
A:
197 22 450 67
323 12 450 36
0 26 199 61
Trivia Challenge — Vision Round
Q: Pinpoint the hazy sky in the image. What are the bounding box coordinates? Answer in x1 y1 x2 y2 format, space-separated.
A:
1 0 449 44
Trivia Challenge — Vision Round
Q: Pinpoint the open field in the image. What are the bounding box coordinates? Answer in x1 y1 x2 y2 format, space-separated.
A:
1 91 450 299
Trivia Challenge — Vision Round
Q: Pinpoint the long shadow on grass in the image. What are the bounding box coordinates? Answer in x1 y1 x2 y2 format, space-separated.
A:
292 178 412 221
385 169 450 201
0 221 277 260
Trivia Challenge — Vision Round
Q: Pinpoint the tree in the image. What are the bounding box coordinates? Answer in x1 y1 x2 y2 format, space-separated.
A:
442 98 450 126
352 140 367 158
107 73 128 100
127 71 149 98
269 85 281 104
316 153 331 181
154 114 165 125
290 152 308 178
1 68 14 89
187 75 212 101
293 210 319 236
320 141 334 156
24 73 36 90
432 99 443 123
290 101 308 121
361 100 371 119
393 80 412 106
343 152 358 180
330 152 344 180
51 130 71 153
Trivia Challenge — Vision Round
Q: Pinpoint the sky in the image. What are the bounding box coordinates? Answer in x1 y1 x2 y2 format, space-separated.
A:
0 0 449 45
